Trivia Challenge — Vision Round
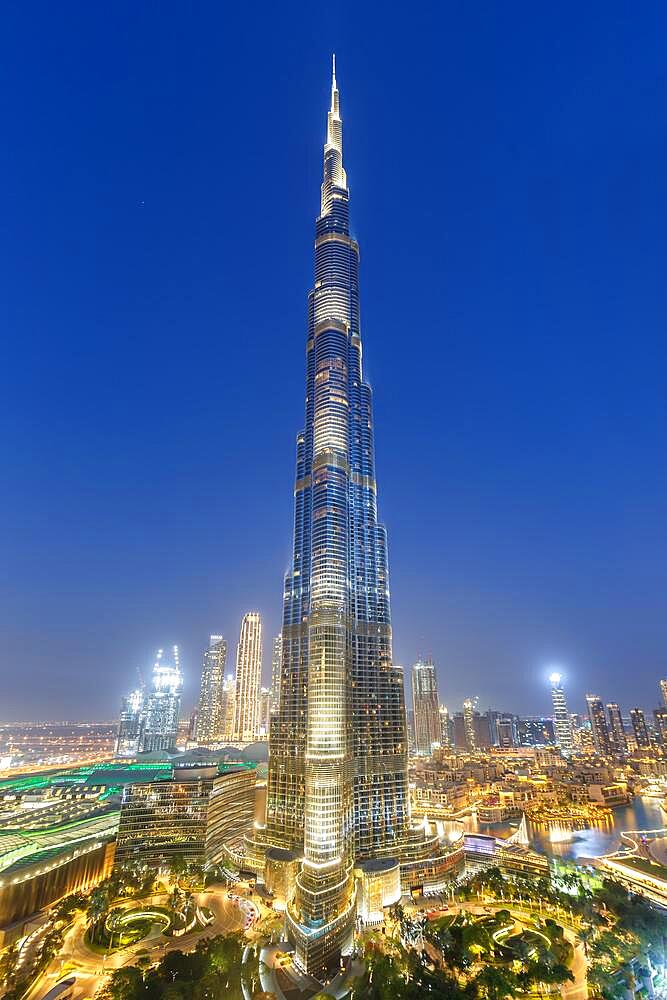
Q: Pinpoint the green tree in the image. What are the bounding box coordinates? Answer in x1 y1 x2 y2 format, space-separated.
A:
88 885 110 942
474 964 519 1000
97 966 145 1000
0 943 19 989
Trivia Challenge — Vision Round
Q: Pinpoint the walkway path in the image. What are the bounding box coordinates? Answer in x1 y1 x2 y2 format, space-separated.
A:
25 890 243 1000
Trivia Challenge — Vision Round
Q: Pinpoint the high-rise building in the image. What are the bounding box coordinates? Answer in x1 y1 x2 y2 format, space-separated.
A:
258 687 272 739
463 698 477 751
264 60 414 975
585 694 612 756
653 707 667 745
606 702 628 755
221 673 235 741
406 708 416 754
496 716 516 748
232 613 263 742
660 679 667 708
411 660 441 755
196 635 228 745
115 687 145 757
270 634 282 713
141 647 182 752
630 708 650 749
549 673 574 756
439 704 451 748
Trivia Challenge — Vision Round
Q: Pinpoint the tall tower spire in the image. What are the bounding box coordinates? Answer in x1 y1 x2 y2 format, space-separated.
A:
322 54 346 213
267 58 412 977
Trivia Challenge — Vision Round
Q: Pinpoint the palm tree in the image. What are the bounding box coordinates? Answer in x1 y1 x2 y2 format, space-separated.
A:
87 887 109 943
577 924 595 958
0 944 19 990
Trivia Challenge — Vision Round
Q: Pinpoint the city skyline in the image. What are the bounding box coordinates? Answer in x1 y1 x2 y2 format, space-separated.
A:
4 6 667 721
2 11 667 1000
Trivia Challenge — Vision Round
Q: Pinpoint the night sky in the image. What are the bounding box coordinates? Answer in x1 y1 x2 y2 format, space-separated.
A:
2 2 666 722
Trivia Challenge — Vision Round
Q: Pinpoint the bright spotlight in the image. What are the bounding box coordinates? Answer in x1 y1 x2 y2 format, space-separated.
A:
549 671 562 685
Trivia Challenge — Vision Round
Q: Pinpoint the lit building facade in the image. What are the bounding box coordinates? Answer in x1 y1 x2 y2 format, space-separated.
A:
463 698 477 751
115 761 219 866
586 694 612 756
205 765 257 865
196 635 228 745
606 702 628 755
270 634 282 712
660 679 667 708
654 707 667 745
258 687 272 739
265 59 413 975
439 704 451 748
549 673 573 756
141 647 183 752
115 687 145 757
411 660 441 755
232 612 263 742
630 708 650 749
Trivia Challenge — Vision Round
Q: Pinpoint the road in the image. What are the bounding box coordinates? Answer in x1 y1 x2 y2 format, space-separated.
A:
25 890 244 1000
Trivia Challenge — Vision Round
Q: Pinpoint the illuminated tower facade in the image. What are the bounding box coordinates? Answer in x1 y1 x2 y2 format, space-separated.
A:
463 698 477 750
266 58 410 974
549 672 574 756
630 707 650 749
606 702 628 755
141 647 182 752
197 635 228 745
270 634 282 712
411 659 441 755
232 612 263 742
586 694 612 755
116 687 146 757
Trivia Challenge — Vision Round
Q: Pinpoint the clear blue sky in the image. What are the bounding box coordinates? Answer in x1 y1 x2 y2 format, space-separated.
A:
2 2 666 722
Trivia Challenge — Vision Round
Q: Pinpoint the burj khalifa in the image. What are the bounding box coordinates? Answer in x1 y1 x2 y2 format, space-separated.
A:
265 58 413 974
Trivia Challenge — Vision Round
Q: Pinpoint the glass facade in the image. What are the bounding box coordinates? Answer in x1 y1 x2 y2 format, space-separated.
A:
141 647 182 753
196 635 228 745
266 59 410 975
205 766 257 865
549 674 574 756
115 765 219 866
607 701 628 754
586 694 612 755
411 660 441 755
232 612 263 742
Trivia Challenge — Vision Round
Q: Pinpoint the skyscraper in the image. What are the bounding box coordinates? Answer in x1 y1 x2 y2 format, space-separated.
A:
606 702 628 755
585 694 612 756
116 687 145 757
265 59 412 975
549 673 574 756
653 707 667 745
232 612 263 742
258 687 272 738
221 673 235 740
463 698 477 750
411 659 441 755
660 679 667 708
141 647 183 752
270 634 282 712
196 635 228 745
439 704 451 748
630 707 650 749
